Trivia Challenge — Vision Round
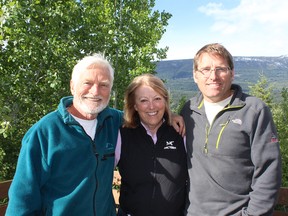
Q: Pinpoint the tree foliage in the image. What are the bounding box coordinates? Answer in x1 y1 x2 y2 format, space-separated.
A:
0 0 171 180
248 73 273 108
249 75 288 186
272 88 288 186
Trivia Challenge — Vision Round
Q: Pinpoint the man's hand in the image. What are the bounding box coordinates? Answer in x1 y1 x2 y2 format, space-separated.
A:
171 113 185 137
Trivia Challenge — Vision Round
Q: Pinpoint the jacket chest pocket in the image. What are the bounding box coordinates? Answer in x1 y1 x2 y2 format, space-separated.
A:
207 119 251 158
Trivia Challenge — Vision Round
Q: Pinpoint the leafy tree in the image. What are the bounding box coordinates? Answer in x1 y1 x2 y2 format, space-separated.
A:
0 0 171 179
172 95 187 114
106 0 171 108
272 88 288 186
0 0 83 179
249 75 288 186
248 73 273 108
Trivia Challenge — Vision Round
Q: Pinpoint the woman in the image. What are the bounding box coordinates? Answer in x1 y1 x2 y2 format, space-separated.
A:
115 74 187 216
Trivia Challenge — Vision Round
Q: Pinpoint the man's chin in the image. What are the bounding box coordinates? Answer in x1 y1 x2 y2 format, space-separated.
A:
85 105 107 114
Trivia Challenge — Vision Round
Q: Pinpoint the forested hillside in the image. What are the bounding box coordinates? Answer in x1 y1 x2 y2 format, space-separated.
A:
156 56 288 107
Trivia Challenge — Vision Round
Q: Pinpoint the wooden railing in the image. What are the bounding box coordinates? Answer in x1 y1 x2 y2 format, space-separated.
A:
0 173 122 216
274 186 288 216
1 175 287 216
113 170 121 207
0 180 12 216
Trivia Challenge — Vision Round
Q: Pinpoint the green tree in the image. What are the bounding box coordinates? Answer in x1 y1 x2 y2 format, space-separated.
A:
0 0 171 179
272 88 288 186
249 74 288 186
172 95 187 114
107 0 171 108
248 73 273 108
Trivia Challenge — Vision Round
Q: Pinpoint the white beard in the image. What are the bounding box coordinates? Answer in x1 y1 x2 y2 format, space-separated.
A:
77 95 110 115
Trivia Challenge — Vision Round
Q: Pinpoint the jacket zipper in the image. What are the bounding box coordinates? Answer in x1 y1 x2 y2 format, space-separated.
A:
93 151 99 216
216 118 231 149
72 123 98 216
92 124 104 216
203 105 241 154
100 153 115 161
151 144 157 203
204 124 210 154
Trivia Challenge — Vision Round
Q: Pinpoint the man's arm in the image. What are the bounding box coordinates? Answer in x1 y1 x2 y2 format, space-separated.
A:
171 113 185 137
6 127 45 215
246 106 282 215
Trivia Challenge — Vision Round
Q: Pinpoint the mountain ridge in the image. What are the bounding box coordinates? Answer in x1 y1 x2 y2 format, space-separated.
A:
155 56 288 106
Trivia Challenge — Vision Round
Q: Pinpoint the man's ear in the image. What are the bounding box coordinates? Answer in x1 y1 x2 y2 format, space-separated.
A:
70 80 75 95
231 69 235 81
193 71 198 84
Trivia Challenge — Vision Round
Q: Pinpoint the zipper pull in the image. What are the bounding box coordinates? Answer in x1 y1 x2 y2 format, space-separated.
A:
203 144 208 154
204 124 209 154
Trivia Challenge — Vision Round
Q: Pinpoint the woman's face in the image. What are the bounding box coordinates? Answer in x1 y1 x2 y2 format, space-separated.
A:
134 84 166 134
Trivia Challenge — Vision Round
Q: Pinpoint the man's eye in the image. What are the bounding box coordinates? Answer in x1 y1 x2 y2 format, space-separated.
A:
100 83 111 88
202 68 211 73
215 67 225 72
216 67 229 73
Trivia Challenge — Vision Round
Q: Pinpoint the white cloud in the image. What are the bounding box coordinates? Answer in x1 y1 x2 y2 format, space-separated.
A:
156 0 288 59
197 0 288 56
199 0 288 32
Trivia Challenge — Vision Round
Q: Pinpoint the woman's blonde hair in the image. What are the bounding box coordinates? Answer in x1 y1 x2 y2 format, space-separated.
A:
123 73 172 128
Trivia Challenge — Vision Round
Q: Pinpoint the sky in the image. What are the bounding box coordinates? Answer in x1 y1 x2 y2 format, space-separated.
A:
155 0 288 60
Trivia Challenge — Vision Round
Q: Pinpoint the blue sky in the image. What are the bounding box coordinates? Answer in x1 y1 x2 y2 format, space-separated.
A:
155 0 288 60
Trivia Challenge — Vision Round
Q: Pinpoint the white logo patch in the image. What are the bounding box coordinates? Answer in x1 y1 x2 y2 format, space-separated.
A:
232 118 242 125
164 141 176 150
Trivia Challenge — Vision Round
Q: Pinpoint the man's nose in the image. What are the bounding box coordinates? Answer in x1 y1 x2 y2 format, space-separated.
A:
208 69 217 79
90 84 99 94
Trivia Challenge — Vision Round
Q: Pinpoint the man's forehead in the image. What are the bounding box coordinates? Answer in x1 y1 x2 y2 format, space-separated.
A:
199 53 227 64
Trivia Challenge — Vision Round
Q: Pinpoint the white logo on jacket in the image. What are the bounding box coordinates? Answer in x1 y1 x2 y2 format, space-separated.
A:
164 141 176 150
232 118 242 125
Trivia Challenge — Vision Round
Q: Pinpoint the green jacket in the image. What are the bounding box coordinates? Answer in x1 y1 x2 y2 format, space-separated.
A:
6 96 123 216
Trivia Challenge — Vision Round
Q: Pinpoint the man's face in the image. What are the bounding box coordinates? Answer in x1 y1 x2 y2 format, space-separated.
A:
193 53 234 103
70 66 112 119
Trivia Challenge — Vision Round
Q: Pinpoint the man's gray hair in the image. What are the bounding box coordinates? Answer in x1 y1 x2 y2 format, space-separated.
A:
71 53 114 88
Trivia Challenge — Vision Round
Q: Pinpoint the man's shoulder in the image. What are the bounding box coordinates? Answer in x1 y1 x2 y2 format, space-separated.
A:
98 107 124 127
180 98 196 113
102 107 123 117
23 110 61 141
31 110 61 128
237 92 268 109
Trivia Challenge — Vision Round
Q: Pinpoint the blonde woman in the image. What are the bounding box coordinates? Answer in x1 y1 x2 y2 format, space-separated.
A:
115 74 187 216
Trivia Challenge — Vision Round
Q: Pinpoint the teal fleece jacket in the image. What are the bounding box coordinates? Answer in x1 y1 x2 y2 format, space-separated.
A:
6 96 123 216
